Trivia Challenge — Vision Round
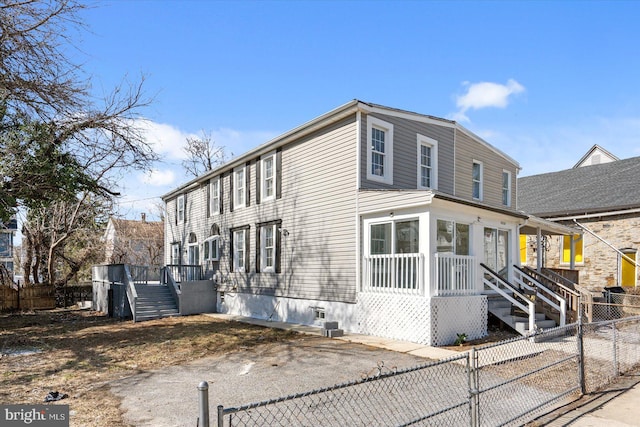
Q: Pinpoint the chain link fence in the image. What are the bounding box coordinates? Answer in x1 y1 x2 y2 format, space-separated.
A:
210 316 640 427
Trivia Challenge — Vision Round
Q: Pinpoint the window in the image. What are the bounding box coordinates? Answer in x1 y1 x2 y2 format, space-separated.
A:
177 195 185 223
484 228 509 278
261 153 276 202
436 220 469 255
472 160 483 200
232 229 246 272
417 135 438 189
234 166 245 209
366 116 394 185
210 177 220 215
0 233 12 257
369 220 419 255
502 170 511 206
171 243 181 265
261 224 276 272
561 235 584 265
257 221 282 273
204 224 220 262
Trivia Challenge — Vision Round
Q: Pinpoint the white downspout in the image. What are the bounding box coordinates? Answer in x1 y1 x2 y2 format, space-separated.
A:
573 219 638 267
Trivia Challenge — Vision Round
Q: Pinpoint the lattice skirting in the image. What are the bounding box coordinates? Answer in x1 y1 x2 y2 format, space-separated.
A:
357 293 432 345
430 296 488 346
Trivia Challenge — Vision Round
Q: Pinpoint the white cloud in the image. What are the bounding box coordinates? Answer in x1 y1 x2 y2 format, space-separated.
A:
136 119 196 160
141 169 176 186
452 79 525 122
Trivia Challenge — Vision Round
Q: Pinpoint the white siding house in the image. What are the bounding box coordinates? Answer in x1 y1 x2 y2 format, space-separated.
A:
162 101 529 346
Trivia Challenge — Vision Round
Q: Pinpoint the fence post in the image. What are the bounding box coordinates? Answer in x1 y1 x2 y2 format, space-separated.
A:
217 405 224 427
613 322 619 377
198 381 209 427
468 348 479 427
577 312 586 395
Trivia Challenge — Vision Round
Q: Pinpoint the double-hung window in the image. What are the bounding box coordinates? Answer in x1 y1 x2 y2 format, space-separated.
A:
366 116 394 185
472 160 483 200
171 243 181 265
177 195 185 222
204 236 220 261
261 224 276 272
210 177 220 215
232 228 247 272
417 135 438 189
502 170 511 207
234 166 245 209
261 152 276 202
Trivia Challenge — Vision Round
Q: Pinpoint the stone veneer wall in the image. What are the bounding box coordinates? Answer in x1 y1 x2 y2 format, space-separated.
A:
523 214 640 291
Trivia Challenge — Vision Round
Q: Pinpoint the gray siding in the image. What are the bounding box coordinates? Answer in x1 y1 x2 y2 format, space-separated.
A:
165 115 359 303
454 130 518 208
359 112 455 194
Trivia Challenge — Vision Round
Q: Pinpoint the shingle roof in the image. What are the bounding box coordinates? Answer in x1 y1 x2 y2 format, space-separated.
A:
111 218 163 237
517 156 640 217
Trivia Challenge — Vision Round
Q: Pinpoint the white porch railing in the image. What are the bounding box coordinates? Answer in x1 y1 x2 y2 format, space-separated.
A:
363 253 424 295
432 253 477 296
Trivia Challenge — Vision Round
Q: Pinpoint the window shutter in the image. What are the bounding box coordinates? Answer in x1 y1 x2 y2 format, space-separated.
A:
255 158 261 205
175 198 178 225
276 148 282 199
229 231 234 272
245 227 250 272
219 175 224 214
255 226 261 272
245 161 251 207
229 172 234 213
183 193 187 223
206 180 211 217
275 224 281 274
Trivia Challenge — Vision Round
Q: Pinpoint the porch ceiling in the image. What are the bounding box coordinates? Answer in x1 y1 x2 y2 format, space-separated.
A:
519 215 579 236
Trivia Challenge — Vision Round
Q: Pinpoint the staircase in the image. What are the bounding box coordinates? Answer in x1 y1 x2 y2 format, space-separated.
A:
488 294 557 335
134 284 179 321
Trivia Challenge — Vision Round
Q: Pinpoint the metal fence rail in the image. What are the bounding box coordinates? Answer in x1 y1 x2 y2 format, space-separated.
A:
207 315 640 427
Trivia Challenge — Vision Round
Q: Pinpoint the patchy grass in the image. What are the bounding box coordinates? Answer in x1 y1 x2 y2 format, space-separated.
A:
0 308 301 426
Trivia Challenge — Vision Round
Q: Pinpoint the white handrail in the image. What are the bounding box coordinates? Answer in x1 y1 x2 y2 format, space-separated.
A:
514 269 567 326
482 264 536 333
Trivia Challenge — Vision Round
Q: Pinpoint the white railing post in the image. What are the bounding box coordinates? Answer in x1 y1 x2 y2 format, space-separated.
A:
528 300 536 333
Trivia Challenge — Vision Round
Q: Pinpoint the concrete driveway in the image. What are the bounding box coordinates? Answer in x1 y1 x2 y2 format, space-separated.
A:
110 334 433 427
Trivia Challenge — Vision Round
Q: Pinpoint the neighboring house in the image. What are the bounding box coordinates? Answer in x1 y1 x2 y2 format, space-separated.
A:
162 100 554 346
0 216 17 276
104 214 164 266
518 146 640 291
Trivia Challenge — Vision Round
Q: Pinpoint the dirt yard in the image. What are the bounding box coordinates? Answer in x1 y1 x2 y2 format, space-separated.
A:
0 308 300 427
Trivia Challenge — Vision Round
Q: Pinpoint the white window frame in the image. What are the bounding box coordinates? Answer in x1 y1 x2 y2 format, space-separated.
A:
210 177 220 215
417 134 438 190
261 152 276 202
472 160 483 201
233 229 246 272
260 224 277 272
203 235 220 261
234 166 246 209
366 116 394 185
171 243 181 265
502 170 511 207
177 195 185 222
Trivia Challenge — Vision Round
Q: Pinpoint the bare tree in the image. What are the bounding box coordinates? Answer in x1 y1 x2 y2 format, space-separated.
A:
1 1 160 286
182 131 228 178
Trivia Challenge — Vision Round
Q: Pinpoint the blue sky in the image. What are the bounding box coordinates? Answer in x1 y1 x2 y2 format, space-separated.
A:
76 0 640 220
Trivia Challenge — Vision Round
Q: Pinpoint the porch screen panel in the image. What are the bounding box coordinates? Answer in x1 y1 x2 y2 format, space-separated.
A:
484 228 497 271
396 220 419 289
455 223 470 255
370 223 391 288
437 220 454 253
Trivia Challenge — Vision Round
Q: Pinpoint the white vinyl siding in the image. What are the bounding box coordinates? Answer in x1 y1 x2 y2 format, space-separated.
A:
366 116 394 185
417 134 438 190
